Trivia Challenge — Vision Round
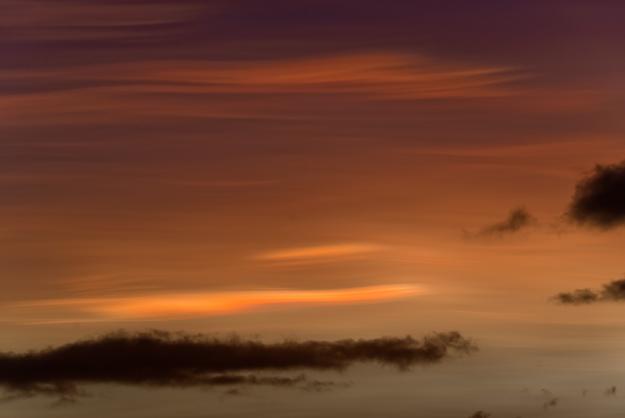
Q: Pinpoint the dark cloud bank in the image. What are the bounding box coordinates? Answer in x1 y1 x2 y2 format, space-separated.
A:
568 161 625 229
0 330 476 401
554 278 625 305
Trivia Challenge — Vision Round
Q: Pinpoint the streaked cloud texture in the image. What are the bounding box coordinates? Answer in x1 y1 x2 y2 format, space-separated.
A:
3 1 625 417
8 285 424 323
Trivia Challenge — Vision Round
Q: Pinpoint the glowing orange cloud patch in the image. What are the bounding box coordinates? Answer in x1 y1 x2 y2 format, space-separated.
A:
254 243 385 264
12 285 424 322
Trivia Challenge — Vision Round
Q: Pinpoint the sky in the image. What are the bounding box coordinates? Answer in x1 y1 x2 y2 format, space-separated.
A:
2 1 625 417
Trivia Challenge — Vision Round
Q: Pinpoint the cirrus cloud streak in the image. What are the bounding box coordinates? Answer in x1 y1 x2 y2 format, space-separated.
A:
8 284 426 323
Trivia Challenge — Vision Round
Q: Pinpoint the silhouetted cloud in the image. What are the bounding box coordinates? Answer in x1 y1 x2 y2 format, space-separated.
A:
0 330 476 401
0 374 328 404
554 288 600 305
568 161 625 229
601 280 625 301
554 278 625 305
468 411 491 418
471 207 535 238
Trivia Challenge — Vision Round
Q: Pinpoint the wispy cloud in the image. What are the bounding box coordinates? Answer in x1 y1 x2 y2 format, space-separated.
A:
8 284 425 323
2 53 519 98
1 0 206 41
1 53 520 125
129 53 519 99
469 207 536 238
254 243 385 264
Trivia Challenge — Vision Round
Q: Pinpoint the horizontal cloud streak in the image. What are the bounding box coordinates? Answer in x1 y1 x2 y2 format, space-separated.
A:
0 53 520 125
2 53 518 98
9 284 425 323
254 243 385 264
1 0 205 41
0 330 476 400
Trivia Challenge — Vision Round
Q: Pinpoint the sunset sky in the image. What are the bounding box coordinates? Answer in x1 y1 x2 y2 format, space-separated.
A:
3 1 625 417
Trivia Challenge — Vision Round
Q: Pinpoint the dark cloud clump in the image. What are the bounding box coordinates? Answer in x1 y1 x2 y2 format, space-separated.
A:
554 288 600 305
568 161 625 229
472 207 535 238
554 278 625 305
601 280 625 301
0 330 476 400
468 411 491 418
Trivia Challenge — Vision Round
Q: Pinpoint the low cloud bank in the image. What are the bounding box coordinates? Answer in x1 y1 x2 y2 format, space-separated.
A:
0 330 476 400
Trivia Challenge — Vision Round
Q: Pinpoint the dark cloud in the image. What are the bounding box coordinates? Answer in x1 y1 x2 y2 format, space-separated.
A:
568 161 625 229
554 288 600 305
601 280 625 301
0 330 476 401
554 278 625 305
471 207 535 238
468 411 491 418
0 374 332 404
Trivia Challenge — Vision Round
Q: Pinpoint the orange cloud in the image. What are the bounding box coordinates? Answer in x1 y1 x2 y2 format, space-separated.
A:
2 53 518 98
136 53 519 99
254 243 386 264
9 285 425 323
0 53 520 125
